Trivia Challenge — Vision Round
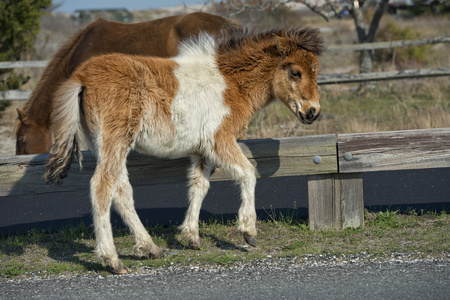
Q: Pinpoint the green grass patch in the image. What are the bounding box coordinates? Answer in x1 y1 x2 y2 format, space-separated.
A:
1 210 448 280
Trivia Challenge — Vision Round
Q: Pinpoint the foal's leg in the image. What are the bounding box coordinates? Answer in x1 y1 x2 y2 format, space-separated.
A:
179 155 213 249
113 169 163 258
90 156 127 274
214 136 257 246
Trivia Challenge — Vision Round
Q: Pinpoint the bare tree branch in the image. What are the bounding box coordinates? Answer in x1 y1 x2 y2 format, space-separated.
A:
216 0 275 17
299 0 351 22
367 0 389 42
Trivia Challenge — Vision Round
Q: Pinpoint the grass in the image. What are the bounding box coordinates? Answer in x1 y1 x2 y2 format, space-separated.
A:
1 210 448 280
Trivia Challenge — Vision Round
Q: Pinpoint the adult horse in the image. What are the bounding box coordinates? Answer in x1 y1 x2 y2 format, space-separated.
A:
45 27 323 274
15 12 240 155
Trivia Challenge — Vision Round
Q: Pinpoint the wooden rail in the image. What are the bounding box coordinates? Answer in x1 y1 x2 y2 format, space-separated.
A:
1 128 449 233
318 68 450 85
325 36 450 52
2 68 449 101
0 60 48 69
0 90 31 101
0 135 338 197
309 127 450 230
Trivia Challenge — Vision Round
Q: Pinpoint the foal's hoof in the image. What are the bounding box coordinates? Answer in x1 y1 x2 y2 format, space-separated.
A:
110 265 129 275
151 248 164 259
135 242 163 259
243 233 257 247
112 267 128 275
188 239 202 250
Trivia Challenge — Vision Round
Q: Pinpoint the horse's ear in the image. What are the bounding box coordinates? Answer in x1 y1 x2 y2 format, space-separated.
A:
312 61 318 74
272 34 291 56
16 108 28 123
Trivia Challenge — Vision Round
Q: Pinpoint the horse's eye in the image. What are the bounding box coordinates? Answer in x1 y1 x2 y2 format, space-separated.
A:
18 137 25 143
291 70 301 79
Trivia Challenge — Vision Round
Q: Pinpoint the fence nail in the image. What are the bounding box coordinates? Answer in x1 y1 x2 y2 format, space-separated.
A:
313 155 322 164
344 152 353 161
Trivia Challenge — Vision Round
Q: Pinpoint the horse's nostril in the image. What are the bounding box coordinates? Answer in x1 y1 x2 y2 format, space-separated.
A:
306 108 316 119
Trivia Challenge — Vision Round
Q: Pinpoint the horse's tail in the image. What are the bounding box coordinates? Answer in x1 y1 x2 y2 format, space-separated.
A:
45 79 84 185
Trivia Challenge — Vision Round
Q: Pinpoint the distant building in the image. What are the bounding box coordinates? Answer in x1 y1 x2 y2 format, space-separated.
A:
71 8 133 25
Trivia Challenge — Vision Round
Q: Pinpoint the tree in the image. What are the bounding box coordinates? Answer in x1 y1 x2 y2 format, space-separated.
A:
214 0 390 76
301 0 389 75
0 0 52 112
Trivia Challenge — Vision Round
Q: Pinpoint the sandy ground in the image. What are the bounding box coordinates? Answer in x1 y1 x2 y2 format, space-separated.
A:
0 101 20 157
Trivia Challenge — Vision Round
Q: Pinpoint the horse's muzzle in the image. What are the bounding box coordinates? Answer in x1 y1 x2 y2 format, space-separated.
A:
299 108 320 125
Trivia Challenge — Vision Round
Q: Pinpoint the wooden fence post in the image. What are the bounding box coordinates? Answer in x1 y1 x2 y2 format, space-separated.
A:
334 173 364 228
307 173 364 231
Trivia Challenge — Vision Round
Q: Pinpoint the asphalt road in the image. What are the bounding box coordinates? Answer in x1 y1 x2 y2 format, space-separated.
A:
1 257 449 300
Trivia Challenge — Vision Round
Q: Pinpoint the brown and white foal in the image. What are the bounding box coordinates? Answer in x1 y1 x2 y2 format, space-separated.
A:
46 28 323 274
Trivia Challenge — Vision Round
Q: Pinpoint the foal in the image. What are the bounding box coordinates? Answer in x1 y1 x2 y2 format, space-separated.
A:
46 28 323 274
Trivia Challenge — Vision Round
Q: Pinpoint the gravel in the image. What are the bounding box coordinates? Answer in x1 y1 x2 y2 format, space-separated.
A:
1 253 449 300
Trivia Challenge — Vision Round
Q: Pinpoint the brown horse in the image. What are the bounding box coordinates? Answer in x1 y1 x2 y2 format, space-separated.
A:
45 27 323 274
15 12 240 155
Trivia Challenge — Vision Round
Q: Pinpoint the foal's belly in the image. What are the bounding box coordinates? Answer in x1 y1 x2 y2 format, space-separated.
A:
133 135 198 159
133 124 215 159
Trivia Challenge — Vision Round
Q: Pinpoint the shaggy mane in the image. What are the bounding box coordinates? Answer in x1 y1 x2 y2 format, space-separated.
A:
218 27 324 56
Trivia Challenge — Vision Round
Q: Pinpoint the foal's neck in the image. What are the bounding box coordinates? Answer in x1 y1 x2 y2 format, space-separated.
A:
217 46 277 113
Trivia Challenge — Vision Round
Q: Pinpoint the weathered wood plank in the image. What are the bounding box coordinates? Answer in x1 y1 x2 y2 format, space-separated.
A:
307 174 335 230
334 173 364 229
307 173 364 230
4 67 449 101
0 135 337 197
338 128 450 173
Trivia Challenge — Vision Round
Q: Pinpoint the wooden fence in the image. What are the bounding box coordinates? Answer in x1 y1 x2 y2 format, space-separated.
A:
1 37 449 101
1 128 449 234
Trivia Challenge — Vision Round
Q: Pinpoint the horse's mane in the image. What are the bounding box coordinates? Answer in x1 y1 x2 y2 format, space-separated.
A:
177 26 323 63
22 21 105 112
218 27 324 56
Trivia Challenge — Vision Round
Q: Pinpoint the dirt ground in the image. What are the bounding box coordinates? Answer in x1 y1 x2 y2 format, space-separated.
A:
0 101 22 157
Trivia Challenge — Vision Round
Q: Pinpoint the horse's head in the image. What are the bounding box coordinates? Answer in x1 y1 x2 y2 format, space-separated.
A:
271 29 323 125
15 108 51 155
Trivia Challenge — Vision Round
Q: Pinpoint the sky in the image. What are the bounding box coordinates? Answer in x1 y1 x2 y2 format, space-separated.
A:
53 0 209 13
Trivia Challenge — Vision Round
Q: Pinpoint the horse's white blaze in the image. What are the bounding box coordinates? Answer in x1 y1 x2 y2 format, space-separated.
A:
308 101 321 111
287 99 321 118
134 35 229 158
299 99 321 115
